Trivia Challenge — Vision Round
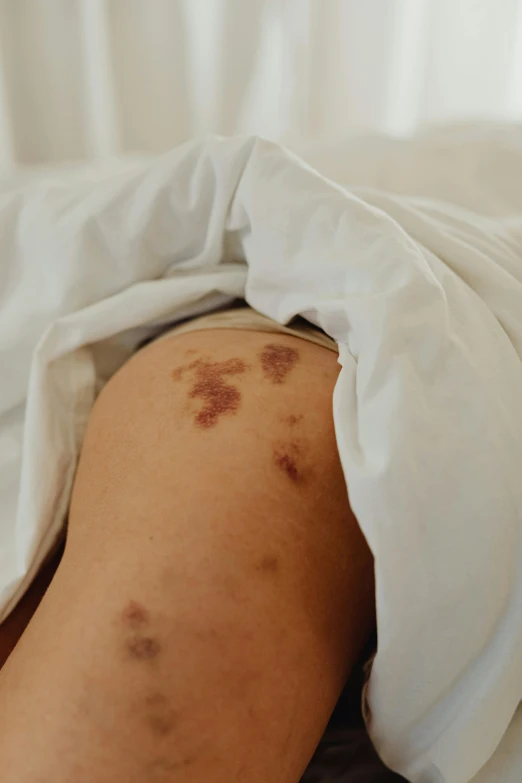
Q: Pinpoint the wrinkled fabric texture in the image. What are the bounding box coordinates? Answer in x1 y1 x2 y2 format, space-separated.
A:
1 127 522 783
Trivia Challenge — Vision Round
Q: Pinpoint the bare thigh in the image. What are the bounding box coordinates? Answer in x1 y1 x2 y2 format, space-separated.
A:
0 328 374 783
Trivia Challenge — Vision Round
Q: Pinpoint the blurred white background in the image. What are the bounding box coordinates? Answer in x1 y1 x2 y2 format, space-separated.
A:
0 0 521 165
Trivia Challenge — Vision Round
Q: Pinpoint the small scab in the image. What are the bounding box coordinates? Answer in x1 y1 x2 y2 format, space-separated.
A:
122 600 149 628
260 343 299 384
126 635 161 661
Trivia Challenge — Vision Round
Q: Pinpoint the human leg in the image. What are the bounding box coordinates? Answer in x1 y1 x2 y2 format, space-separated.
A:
0 328 374 782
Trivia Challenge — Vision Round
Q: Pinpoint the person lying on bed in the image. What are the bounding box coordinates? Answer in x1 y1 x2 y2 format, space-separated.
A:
0 306 375 783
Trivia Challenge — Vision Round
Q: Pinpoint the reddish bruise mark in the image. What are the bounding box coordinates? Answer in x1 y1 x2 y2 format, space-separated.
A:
273 442 303 484
283 413 303 427
172 357 249 429
260 343 299 384
122 600 149 628
126 636 161 661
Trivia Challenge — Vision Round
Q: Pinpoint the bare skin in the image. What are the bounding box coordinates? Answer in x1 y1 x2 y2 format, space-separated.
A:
0 328 374 782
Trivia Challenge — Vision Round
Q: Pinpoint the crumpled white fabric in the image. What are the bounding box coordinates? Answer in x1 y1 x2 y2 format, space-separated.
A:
1 128 522 783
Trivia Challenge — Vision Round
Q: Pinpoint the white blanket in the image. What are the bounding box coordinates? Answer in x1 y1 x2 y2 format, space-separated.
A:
1 127 522 783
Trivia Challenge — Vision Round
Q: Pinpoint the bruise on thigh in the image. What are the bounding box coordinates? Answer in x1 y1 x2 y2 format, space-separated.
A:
260 343 300 385
170 339 302 431
170 338 313 487
119 600 162 663
172 356 250 429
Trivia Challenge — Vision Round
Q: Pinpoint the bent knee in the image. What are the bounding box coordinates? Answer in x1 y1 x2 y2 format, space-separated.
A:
95 327 341 443
65 327 373 679
70 329 345 524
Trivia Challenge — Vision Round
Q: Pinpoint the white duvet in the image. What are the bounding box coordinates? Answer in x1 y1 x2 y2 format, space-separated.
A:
1 126 522 783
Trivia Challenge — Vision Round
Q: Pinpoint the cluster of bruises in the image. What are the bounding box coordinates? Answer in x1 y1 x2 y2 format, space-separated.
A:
172 343 307 484
122 602 175 737
121 601 197 774
122 601 161 663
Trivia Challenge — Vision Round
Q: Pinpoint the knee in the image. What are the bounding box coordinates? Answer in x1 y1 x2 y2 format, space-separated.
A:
63 327 374 694
71 328 345 517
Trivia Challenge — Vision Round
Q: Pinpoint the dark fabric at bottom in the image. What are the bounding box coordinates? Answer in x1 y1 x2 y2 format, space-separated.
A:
301 642 408 783
301 724 407 783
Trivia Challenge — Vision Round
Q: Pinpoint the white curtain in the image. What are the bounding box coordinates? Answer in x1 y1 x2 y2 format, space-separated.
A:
0 0 521 166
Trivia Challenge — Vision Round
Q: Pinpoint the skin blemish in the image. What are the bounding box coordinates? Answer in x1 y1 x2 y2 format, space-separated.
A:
273 442 304 484
139 693 178 738
260 343 299 384
282 413 303 427
172 359 199 381
126 636 161 661
147 712 177 737
172 357 249 429
256 554 280 574
122 600 149 629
